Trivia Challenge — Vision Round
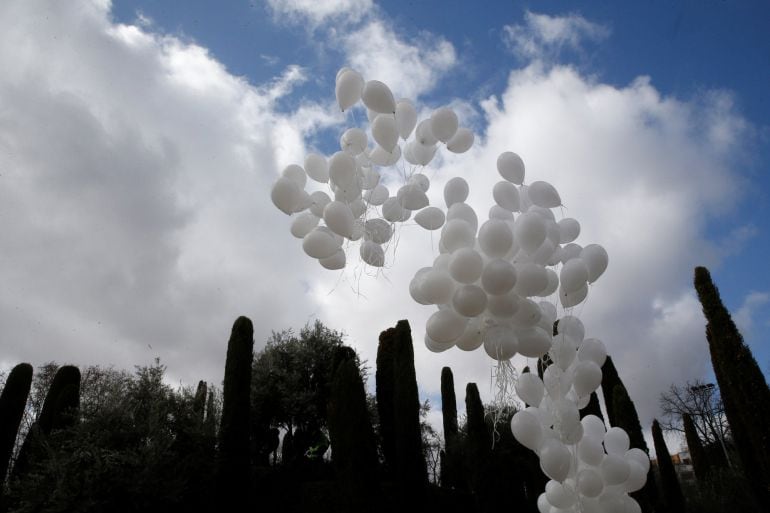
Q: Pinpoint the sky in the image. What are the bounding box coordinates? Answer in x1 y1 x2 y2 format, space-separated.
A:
2 0 770 454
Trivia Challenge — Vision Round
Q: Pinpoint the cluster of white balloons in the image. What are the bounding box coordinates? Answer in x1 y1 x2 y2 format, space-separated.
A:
270 67 474 270
411 152 608 357
511 320 648 513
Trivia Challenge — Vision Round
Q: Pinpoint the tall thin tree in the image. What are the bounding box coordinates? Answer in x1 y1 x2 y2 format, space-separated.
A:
0 364 33 483
652 419 686 513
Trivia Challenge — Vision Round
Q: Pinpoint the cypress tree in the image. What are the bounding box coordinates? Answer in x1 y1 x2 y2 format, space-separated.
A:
392 320 427 496
217 316 254 509
612 385 656 513
465 383 491 510
694 266 770 507
0 363 33 483
440 366 461 490
12 365 80 480
376 326 396 477
193 380 207 423
652 419 686 512
328 354 380 511
600 355 625 427
683 413 709 482
580 391 604 421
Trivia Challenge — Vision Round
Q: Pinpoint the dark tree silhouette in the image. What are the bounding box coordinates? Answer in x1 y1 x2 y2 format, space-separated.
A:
652 419 686 513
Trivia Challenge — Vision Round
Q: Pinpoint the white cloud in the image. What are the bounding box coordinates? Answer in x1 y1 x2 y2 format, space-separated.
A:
503 11 610 60
734 291 770 339
266 0 373 27
342 20 457 101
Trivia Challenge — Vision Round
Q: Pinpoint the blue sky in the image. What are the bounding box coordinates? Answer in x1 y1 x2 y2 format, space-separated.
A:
2 0 770 450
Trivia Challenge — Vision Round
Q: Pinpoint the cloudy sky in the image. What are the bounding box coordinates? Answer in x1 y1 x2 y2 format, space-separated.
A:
2 0 770 453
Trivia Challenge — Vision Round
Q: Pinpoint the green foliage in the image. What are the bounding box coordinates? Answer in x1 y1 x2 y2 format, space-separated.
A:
440 367 460 489
217 316 254 508
0 363 33 485
652 419 686 513
5 360 217 513
600 355 624 427
683 412 709 482
694 266 770 508
252 320 358 466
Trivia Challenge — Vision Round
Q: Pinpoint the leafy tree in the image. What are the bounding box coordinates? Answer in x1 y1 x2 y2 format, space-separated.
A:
251 320 360 464
440 367 461 489
0 363 32 484
375 325 396 476
683 412 709 482
5 360 217 513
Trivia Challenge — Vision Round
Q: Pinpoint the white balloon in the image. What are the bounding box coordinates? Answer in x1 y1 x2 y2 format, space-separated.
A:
576 468 604 498
364 184 389 206
539 438 571 482
290 212 320 238
440 219 475 252
302 228 339 259
349 221 364 241
561 243 583 263
493 181 521 212
372 114 398 152
361 80 396 113
369 144 401 166
340 128 367 155
580 244 609 283
578 435 605 466
577 338 607 367
560 258 589 294
405 140 437 166
624 461 647 493
409 267 432 305
415 206 445 230
309 191 331 217
556 316 585 341
421 269 455 304
430 107 459 143
446 202 478 233
545 480 577 509
444 177 469 207
335 69 364 111
560 284 588 309
382 197 406 222
513 263 548 297
537 493 551 513
359 166 380 190
304 153 329 183
334 180 362 202
416 119 438 146
446 127 474 153
329 151 357 188
397 184 429 210
573 360 602 397
483 324 518 360
511 410 544 451
364 218 392 244
281 164 307 188
395 99 417 139
271 177 302 215
514 212 547 253
489 205 514 220
426 309 466 344
604 427 630 455
516 326 552 358
551 333 578 370
455 317 484 351
349 198 367 219
424 334 453 353
486 291 520 319
360 240 385 267
528 181 562 208
452 284 488 317
581 415 607 439
601 454 631 485
481 259 517 295
516 373 545 407
511 298 542 327
625 448 651 474
449 247 484 284
319 249 346 270
558 218 580 244
537 269 559 297
497 151 525 184
478 219 513 258
323 201 355 238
